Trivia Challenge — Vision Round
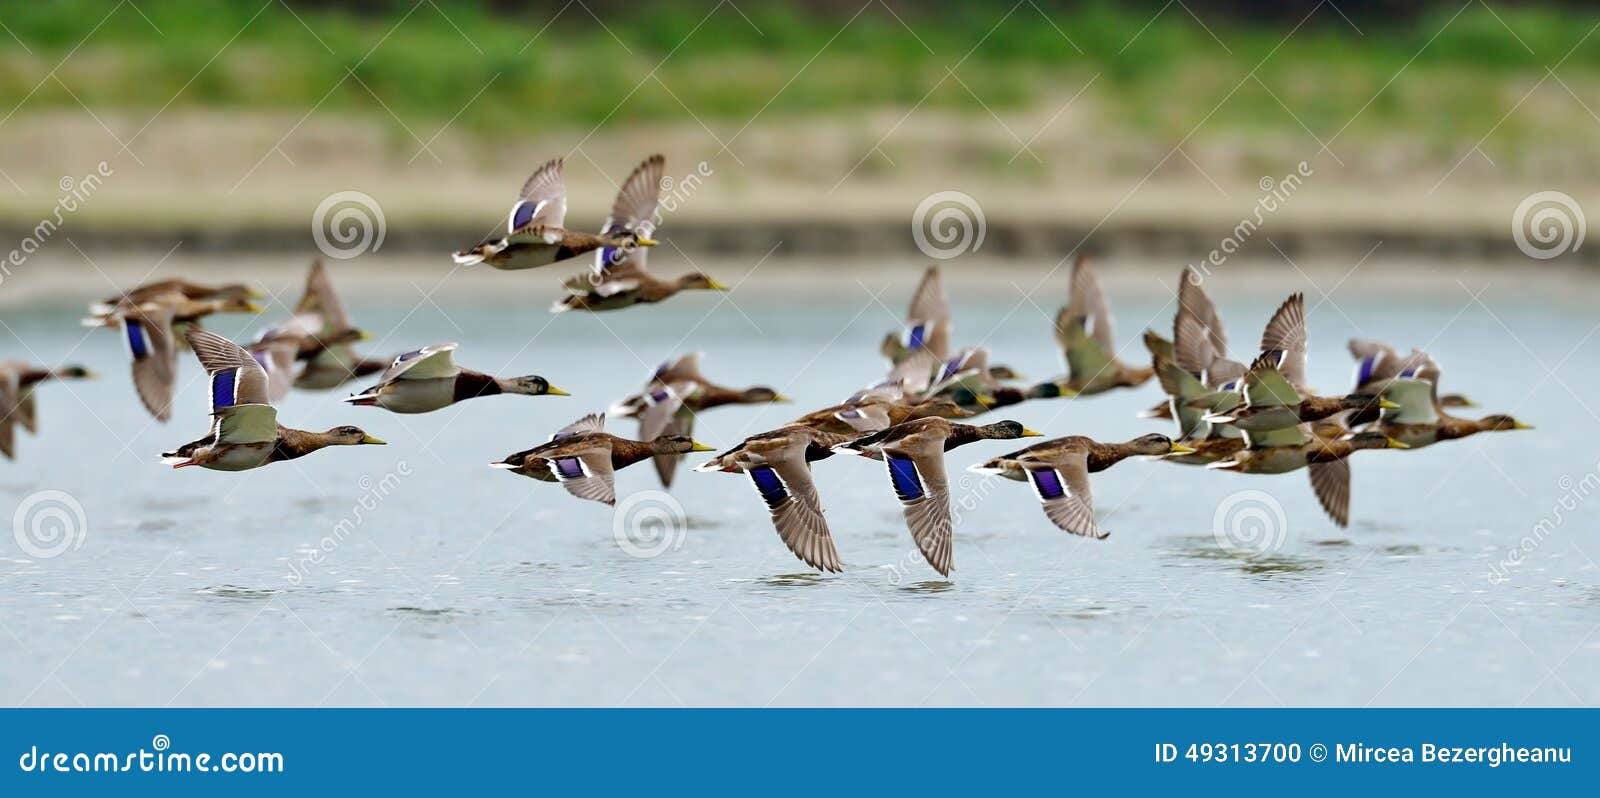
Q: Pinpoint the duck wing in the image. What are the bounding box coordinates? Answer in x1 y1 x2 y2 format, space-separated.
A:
296 259 353 333
1025 448 1103 539
882 433 954 577
510 157 567 232
1177 266 1228 359
1065 254 1116 354
1259 292 1308 388
125 304 179 421
548 446 617 506
0 368 17 458
744 436 842 573
1308 458 1351 528
377 343 460 382
903 266 952 359
187 327 274 411
651 406 695 489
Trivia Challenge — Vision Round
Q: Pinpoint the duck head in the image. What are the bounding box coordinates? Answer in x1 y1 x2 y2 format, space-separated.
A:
501 375 569 396
740 386 790 404
650 434 717 455
606 229 658 249
1124 433 1195 456
1479 414 1532 431
325 425 387 446
978 420 1045 440
675 272 728 292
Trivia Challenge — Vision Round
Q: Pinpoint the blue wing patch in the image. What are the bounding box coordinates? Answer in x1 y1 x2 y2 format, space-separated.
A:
886 454 924 501
211 368 238 410
125 320 148 359
1029 468 1066 500
1355 355 1378 386
554 457 585 479
906 324 926 350
749 466 788 510
509 199 539 232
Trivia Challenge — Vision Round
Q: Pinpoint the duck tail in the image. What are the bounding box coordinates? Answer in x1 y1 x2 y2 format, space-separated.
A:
966 458 1007 475
451 248 488 266
342 393 379 407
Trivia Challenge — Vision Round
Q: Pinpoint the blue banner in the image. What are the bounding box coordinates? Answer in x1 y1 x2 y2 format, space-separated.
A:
1 709 1592 794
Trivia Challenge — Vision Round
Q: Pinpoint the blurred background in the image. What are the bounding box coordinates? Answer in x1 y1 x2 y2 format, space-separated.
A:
0 0 1595 263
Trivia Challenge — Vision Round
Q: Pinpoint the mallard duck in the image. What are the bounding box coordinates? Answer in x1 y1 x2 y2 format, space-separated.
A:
694 425 854 572
1147 268 1243 440
1344 339 1476 427
1053 255 1153 395
794 395 973 436
1374 355 1529 448
453 157 657 270
881 266 952 364
609 353 789 488
344 343 568 414
0 361 94 460
278 260 394 390
551 157 727 312
89 289 263 421
1204 351 1397 433
971 432 1193 482
488 413 713 506
89 278 261 317
832 417 1043 576
1207 425 1408 526
968 434 1193 537
160 328 385 471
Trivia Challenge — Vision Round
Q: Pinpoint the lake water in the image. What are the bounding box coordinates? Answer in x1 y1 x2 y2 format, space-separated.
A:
2 254 1597 707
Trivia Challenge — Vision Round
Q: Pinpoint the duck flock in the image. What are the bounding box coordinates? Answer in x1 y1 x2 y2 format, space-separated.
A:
3 154 1529 578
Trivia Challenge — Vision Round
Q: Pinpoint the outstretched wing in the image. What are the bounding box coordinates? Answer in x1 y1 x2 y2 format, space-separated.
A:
1067 254 1116 353
509 158 567 232
1259 292 1307 388
550 412 606 441
1026 450 1104 539
548 448 616 506
745 439 842 573
295 259 352 332
903 266 952 359
882 445 953 577
378 343 460 382
187 327 274 412
1308 459 1351 528
125 305 179 421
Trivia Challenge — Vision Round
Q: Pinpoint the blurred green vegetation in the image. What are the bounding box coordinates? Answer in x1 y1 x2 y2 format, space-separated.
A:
0 0 1592 145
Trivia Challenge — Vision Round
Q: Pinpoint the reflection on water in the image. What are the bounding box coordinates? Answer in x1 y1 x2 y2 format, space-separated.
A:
2 260 1598 706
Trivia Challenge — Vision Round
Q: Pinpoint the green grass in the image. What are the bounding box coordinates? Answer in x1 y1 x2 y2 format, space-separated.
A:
1 0 1594 148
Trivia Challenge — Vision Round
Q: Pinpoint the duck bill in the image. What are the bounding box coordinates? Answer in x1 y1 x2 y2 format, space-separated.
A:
1167 441 1197 454
771 394 793 404
688 440 717 453
636 236 659 247
1020 427 1045 438
1378 397 1401 410
1512 421 1533 430
707 279 730 291
361 434 387 445
544 385 571 396
1385 437 1410 449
